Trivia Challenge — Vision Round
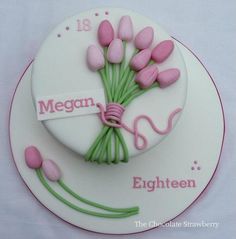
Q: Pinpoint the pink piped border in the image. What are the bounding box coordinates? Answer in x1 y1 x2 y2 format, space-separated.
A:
8 38 225 236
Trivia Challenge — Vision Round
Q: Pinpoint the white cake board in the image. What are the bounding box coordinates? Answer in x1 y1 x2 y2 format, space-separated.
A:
9 40 224 234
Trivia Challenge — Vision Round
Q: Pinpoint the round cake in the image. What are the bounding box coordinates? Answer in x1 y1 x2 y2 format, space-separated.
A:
9 6 225 234
31 8 187 164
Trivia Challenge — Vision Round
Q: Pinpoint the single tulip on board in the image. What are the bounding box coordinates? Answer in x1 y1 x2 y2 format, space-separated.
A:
134 26 154 50
157 68 180 88
87 45 105 71
25 146 43 169
118 16 133 41
42 159 62 182
98 20 114 47
151 40 174 63
130 48 151 71
107 39 124 64
135 64 158 89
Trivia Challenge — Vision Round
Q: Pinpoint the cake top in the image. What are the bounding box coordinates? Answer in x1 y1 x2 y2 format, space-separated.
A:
31 8 187 164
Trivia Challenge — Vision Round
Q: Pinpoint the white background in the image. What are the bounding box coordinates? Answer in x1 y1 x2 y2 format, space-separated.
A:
0 0 235 238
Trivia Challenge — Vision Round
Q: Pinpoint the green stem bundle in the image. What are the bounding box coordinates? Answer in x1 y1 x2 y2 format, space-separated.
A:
85 46 158 164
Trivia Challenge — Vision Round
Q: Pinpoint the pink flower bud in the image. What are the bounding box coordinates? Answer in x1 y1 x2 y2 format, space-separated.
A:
42 159 62 182
87 45 105 71
151 40 174 63
135 65 158 89
118 16 133 41
25 146 43 169
107 39 124 63
98 20 114 47
130 49 151 71
157 68 180 88
134 27 154 50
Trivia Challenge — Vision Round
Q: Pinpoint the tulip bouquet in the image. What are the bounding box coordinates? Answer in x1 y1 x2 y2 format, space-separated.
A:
86 16 181 164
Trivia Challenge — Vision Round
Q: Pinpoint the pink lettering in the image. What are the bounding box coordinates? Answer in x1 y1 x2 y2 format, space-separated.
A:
187 179 196 188
74 99 83 108
55 101 64 111
38 99 55 114
147 180 155 192
84 97 95 107
179 180 187 188
132 177 142 189
156 177 165 188
171 180 179 188
132 176 197 192
37 95 98 119
64 100 74 112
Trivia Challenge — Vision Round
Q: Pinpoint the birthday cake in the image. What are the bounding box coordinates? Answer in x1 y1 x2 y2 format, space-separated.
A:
31 8 187 165
9 7 225 229
21 7 189 220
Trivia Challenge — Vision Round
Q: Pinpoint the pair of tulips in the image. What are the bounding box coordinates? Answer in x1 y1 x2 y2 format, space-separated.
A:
25 146 61 181
87 16 180 92
25 146 139 218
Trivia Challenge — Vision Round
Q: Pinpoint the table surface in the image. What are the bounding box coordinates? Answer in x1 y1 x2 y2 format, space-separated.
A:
0 0 236 238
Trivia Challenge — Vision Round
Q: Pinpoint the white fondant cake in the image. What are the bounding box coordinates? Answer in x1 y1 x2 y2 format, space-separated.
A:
31 8 187 163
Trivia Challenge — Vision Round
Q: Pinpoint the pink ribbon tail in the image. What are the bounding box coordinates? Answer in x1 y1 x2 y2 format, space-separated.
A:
121 108 182 150
97 103 182 150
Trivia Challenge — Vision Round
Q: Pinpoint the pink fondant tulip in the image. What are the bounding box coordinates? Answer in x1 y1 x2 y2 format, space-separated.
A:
151 40 174 63
157 68 180 88
130 48 151 71
118 16 133 41
42 159 62 182
87 45 105 71
98 20 114 47
134 27 154 50
135 64 158 89
107 39 124 63
25 146 43 169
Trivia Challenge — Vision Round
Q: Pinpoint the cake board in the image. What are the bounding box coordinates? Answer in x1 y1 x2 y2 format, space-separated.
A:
9 38 224 234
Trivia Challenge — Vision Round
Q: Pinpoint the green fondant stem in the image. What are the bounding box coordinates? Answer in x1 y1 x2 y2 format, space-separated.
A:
118 83 139 104
98 127 113 164
114 128 129 162
114 48 139 102
58 180 139 213
149 59 155 65
90 127 112 163
36 169 138 218
85 126 109 161
111 63 116 100
107 128 113 164
113 67 130 102
114 132 120 164
99 70 112 102
104 47 110 82
121 70 136 97
123 83 159 107
89 135 105 162
120 41 126 78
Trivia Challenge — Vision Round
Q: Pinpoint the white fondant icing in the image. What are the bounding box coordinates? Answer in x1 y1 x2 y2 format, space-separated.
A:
31 8 188 158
